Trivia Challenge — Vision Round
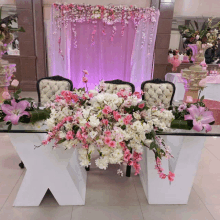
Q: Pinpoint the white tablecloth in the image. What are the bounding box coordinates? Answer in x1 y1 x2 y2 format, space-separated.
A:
165 73 220 101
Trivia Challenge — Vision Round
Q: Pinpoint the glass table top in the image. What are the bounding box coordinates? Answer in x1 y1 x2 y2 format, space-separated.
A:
0 124 220 136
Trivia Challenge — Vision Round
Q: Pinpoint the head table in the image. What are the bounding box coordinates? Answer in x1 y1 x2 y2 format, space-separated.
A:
1 124 220 206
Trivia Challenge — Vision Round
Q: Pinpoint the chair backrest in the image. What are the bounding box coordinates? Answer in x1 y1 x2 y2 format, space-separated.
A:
37 75 73 104
104 79 135 94
141 78 175 109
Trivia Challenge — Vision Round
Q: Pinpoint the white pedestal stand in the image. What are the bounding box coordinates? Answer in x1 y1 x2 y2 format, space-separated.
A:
140 135 206 204
8 129 87 206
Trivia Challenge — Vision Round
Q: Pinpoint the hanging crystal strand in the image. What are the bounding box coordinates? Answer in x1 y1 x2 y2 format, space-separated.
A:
111 25 116 42
72 23 77 48
141 21 146 49
91 21 97 46
121 8 125 36
58 28 64 60
102 22 106 35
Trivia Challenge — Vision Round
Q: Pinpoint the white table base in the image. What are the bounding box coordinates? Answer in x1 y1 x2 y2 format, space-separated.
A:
9 132 87 206
140 135 206 204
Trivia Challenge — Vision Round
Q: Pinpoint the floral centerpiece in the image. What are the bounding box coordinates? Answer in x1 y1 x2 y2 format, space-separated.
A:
41 71 175 181
178 18 220 45
170 83 215 132
0 81 50 130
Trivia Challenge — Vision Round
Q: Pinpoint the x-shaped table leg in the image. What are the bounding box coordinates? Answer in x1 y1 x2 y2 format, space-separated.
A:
9 132 87 206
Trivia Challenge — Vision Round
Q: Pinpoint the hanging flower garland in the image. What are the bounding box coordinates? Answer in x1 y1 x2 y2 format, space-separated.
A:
52 3 158 54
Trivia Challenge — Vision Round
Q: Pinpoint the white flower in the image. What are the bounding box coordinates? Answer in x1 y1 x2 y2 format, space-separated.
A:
89 131 98 139
88 144 95 153
95 157 109 170
80 158 90 167
78 148 88 157
89 115 100 127
133 112 141 120
89 90 98 96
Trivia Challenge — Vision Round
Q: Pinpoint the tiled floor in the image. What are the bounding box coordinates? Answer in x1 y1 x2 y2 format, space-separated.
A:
0 92 220 219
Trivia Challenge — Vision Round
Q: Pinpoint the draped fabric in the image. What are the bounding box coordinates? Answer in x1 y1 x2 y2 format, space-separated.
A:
50 6 160 91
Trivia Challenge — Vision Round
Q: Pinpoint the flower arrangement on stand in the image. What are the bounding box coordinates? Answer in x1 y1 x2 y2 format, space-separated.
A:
41 71 175 181
0 6 25 103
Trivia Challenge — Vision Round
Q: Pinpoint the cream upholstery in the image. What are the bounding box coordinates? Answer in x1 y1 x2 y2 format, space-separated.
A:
105 83 133 94
143 83 174 109
39 79 71 104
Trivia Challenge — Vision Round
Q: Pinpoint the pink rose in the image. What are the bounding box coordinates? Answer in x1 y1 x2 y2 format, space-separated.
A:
11 79 19 87
138 103 145 109
2 91 11 100
185 96 193 103
199 78 207 88
82 77 88 83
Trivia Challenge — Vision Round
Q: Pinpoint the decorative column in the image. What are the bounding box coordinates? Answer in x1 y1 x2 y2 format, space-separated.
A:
151 0 176 79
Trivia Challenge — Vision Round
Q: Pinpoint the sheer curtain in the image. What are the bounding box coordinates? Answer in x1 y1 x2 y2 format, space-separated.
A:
50 6 160 91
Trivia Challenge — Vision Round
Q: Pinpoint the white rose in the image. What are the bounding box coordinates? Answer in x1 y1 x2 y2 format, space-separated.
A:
133 112 141 120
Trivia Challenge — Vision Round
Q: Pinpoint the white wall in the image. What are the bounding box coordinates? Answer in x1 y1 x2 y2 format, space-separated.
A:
174 0 220 18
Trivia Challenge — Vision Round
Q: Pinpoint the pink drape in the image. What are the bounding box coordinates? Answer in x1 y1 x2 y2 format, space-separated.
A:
50 7 160 91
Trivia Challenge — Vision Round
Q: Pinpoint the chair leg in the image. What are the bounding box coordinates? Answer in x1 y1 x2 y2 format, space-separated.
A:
126 149 132 177
85 165 90 171
19 161 25 169
126 165 131 177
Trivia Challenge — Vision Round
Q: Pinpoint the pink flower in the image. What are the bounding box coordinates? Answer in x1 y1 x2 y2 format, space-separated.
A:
168 171 175 181
134 91 141 99
113 111 121 121
104 136 111 145
102 119 109 125
66 131 74 140
2 91 11 100
109 141 116 148
104 130 111 136
82 70 89 75
159 173 167 179
185 96 194 103
82 77 88 83
184 105 215 132
178 103 187 112
11 79 19 87
138 103 145 109
123 114 132 125
1 99 30 125
102 106 112 114
88 93 93 98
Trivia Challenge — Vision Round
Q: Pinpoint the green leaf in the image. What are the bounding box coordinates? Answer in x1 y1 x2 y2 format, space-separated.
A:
57 139 65 144
200 95 204 103
13 93 19 100
121 125 126 130
8 123 12 131
170 119 192 130
29 109 51 123
150 142 157 150
15 89 22 95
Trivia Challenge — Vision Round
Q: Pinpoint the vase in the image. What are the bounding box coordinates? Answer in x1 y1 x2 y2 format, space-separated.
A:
181 42 208 101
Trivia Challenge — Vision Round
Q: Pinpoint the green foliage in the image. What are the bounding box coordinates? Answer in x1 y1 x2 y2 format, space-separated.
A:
29 108 51 124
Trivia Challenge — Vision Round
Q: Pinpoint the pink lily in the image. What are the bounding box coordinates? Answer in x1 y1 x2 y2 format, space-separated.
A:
1 99 30 125
184 105 215 132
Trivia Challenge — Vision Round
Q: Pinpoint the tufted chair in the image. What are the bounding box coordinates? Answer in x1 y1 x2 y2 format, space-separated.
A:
104 79 135 94
141 78 175 109
37 75 73 105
